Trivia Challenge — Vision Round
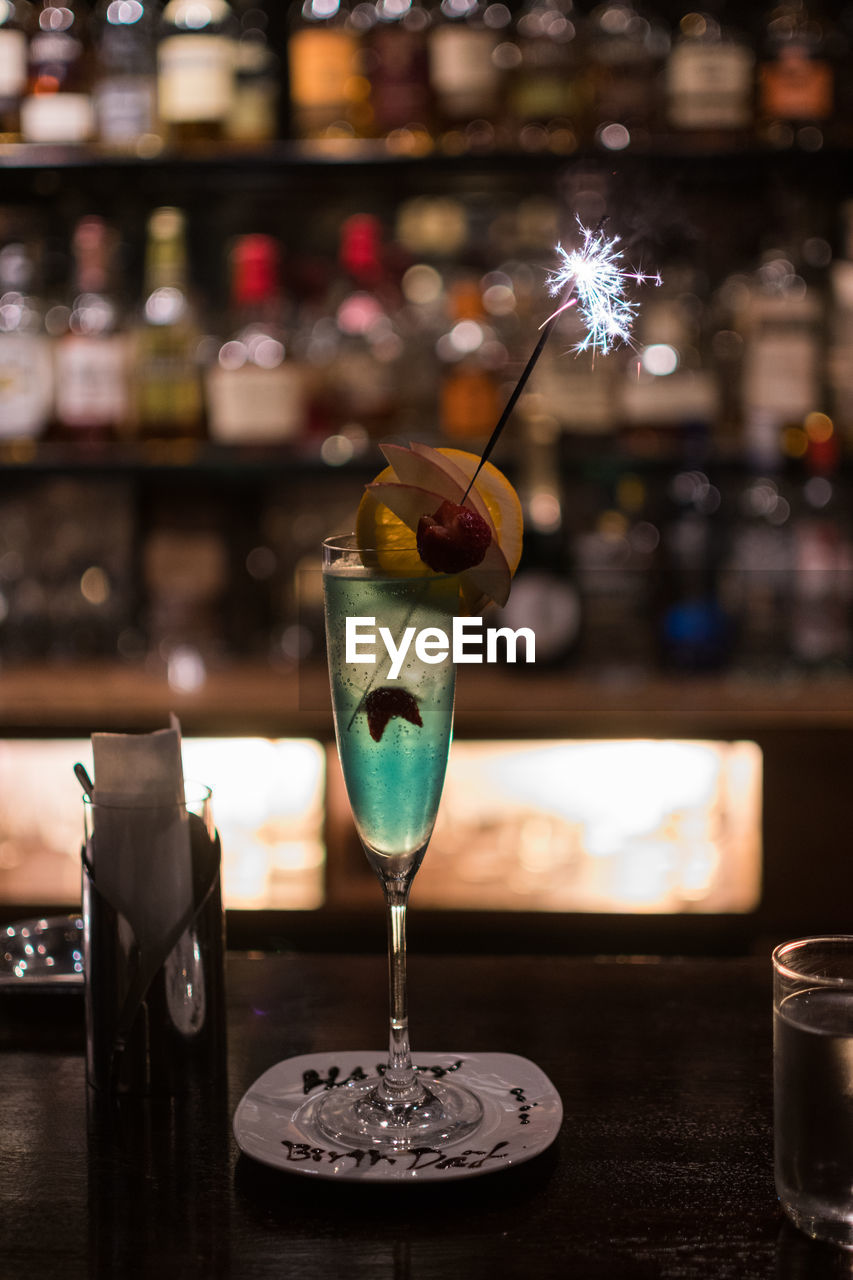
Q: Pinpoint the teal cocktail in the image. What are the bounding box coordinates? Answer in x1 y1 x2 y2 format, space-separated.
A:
324 565 457 867
313 534 484 1151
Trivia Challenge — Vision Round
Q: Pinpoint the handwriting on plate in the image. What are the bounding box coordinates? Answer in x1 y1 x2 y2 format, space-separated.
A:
302 1060 465 1096
510 1086 540 1127
280 1139 510 1172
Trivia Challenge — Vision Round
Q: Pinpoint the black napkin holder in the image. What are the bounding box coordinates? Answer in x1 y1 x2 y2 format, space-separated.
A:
82 814 226 1095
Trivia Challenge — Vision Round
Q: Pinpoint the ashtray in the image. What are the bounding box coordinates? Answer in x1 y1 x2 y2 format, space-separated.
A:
0 914 84 993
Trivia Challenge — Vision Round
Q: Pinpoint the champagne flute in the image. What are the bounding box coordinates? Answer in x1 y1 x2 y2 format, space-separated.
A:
314 534 484 1151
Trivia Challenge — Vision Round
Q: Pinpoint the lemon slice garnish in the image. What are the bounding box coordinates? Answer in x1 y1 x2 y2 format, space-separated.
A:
355 447 523 585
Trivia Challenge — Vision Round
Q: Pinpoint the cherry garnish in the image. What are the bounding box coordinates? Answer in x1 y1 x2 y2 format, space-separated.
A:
416 500 491 574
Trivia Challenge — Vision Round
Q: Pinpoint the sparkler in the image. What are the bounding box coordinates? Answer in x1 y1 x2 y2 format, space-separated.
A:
545 218 662 356
463 218 660 499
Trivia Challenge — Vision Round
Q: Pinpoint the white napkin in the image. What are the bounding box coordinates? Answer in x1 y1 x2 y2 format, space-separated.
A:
90 717 192 957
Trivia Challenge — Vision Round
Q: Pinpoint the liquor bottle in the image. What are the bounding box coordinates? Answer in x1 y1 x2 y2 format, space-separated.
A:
142 497 230 665
393 194 470 435
309 213 405 437
572 466 659 674
583 0 670 150
427 0 508 150
720 468 794 676
665 10 755 149
92 0 160 154
757 0 835 149
833 4 853 147
287 0 370 141
225 3 280 144
53 216 130 442
788 429 853 669
367 0 433 148
498 410 581 670
656 466 732 673
738 248 824 467
157 0 237 147
506 0 584 153
536 339 619 436
0 241 53 439
437 275 503 441
131 206 204 439
829 201 853 446
0 0 35 139
619 263 721 453
20 0 95 144
206 234 308 445
0 476 134 661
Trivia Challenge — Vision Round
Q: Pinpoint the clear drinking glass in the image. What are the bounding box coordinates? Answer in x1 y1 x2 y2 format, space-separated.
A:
774 936 853 1246
314 533 484 1150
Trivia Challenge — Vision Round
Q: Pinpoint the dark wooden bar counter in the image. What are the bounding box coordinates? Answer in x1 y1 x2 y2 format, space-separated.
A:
2 952 850 1279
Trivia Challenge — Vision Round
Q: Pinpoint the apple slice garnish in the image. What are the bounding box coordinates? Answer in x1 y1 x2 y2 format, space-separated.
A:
379 443 495 533
367 480 513 607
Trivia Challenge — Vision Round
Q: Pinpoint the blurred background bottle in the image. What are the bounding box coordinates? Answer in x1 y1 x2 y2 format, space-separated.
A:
367 0 433 150
665 10 755 150
131 206 204 439
157 0 237 147
226 2 279 144
571 466 659 674
0 240 53 439
499 409 582 670
287 0 370 141
427 0 508 151
505 0 583 153
206 233 308 445
584 0 670 151
307 212 405 438
738 242 825 468
757 0 836 150
51 215 129 442
0 476 136 661
788 427 853 670
0 0 34 139
618 261 721 454
656 466 732 673
393 193 470 435
828 201 853 448
437 274 503 441
141 494 230 670
21 0 94 143
92 0 160 154
719 464 794 677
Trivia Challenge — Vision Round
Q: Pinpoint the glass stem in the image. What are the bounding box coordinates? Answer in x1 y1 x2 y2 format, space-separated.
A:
380 879 421 1102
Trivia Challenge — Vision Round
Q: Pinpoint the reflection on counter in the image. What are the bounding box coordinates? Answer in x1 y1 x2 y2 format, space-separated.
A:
419 739 762 914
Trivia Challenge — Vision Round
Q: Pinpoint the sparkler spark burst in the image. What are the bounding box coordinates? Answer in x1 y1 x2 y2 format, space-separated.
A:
546 220 661 356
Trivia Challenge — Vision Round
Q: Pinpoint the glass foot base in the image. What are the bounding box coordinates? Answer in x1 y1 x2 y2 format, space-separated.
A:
781 1194 853 1249
310 1076 484 1152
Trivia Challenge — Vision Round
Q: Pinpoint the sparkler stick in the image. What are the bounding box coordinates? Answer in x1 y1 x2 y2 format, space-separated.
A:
461 302 569 501
462 219 660 501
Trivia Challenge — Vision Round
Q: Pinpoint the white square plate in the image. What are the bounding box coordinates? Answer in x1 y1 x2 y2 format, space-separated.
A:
233 1050 563 1183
